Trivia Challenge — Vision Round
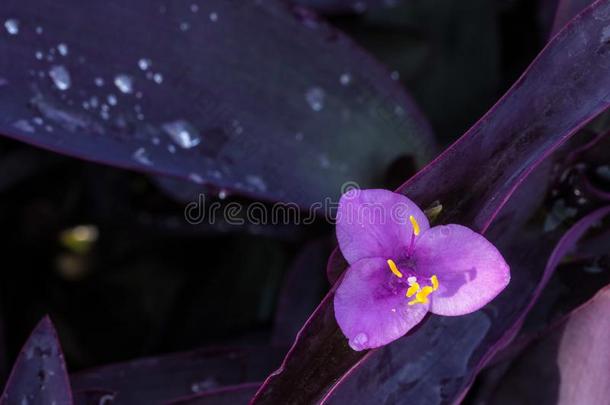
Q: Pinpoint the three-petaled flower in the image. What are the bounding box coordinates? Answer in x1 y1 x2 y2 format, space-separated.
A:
334 189 510 351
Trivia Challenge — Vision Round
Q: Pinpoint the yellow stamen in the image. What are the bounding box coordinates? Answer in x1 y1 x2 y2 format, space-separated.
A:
431 275 439 290
387 259 403 278
406 283 420 297
408 286 434 306
409 215 420 236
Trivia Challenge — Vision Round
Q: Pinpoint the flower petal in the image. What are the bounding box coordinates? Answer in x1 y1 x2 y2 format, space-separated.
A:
334 258 429 351
336 189 430 264
413 224 510 316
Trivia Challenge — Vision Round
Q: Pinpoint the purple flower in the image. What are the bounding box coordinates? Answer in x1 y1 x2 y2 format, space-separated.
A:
334 189 510 351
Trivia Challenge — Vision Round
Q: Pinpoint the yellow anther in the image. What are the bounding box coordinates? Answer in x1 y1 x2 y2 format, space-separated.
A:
406 283 420 298
387 259 403 278
431 275 439 291
408 286 434 306
409 215 420 236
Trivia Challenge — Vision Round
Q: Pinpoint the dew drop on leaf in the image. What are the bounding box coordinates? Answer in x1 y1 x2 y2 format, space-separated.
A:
162 120 201 149
48 65 71 91
4 19 19 35
305 87 325 112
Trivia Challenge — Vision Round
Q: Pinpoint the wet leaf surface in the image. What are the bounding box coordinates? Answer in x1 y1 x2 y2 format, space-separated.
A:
0 0 434 208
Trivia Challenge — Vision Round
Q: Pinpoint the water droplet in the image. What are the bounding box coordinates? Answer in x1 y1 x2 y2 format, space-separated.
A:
179 22 190 32
132 147 153 166
167 144 176 154
218 189 228 200
340 73 351 86
350 332 369 350
390 71 400 81
295 132 304 141
89 96 99 108
190 377 218 393
305 87 325 112
13 120 35 133
35 51 44 60
188 173 204 184
94 77 104 87
114 74 133 94
209 12 219 22
48 65 71 91
153 73 163 84
57 43 68 56
107 94 117 106
190 4 199 13
4 19 19 35
162 120 201 149
246 175 267 192
35 26 43 35
138 58 151 71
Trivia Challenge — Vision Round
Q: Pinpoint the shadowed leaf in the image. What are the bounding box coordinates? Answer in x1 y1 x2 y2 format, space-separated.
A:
71 346 283 405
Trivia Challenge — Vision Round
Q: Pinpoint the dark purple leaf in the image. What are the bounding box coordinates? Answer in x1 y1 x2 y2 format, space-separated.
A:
166 383 259 405
71 346 284 405
0 316 72 405
488 284 610 405
252 2 610 403
0 0 434 208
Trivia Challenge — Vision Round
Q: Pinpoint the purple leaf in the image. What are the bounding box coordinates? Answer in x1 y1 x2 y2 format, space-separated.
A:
0 0 434 207
252 1 610 403
0 316 72 405
166 383 260 405
488 284 610 404
71 346 284 405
